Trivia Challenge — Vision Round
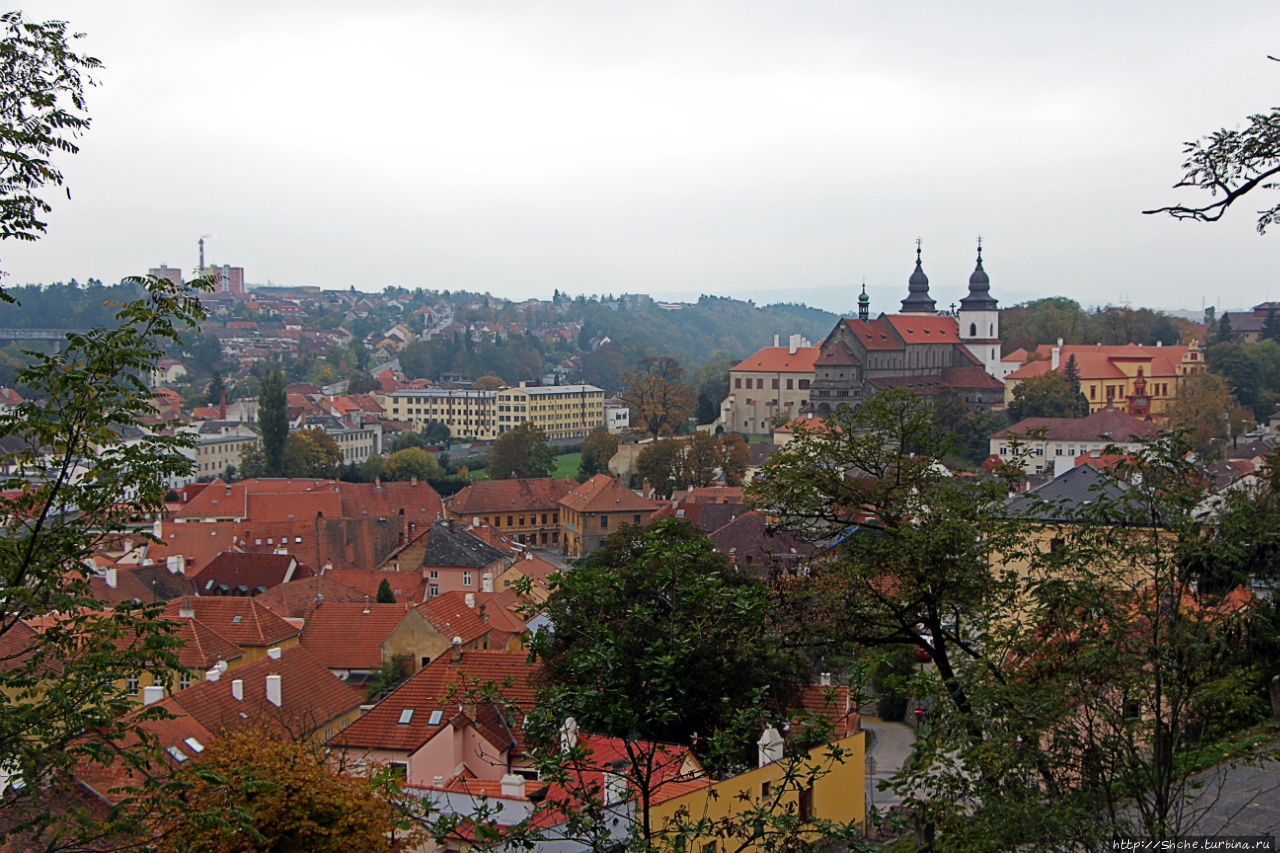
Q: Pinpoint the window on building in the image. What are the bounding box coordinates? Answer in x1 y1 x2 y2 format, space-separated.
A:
126 674 139 694
771 378 778 389
429 583 439 597
734 378 741 389
799 379 810 390
463 571 472 586
756 378 764 389
634 514 641 524
507 515 513 526
786 378 793 390
600 515 608 529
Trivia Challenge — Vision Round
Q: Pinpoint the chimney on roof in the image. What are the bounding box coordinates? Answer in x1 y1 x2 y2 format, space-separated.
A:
267 646 282 660
820 672 832 686
142 685 165 705
449 636 463 665
560 717 579 754
231 679 243 701
1051 340 1061 371
411 476 418 486
478 603 488 622
206 668 221 682
179 597 195 620
773 334 779 347
266 674 282 707
105 568 117 589
758 726 784 767
464 592 475 609
500 773 524 798
447 518 454 533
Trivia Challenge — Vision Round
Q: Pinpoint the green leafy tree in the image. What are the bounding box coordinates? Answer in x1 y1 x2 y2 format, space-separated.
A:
0 12 99 263
383 447 443 482
999 297 1088 355
376 577 396 603
1166 372 1252 457
531 519 805 751
718 433 750 486
577 427 619 481
634 438 684 498
0 275 210 846
282 429 344 479
204 371 226 408
258 369 287 476
1263 305 1280 343
1007 369 1089 421
620 356 697 438
485 422 555 480
347 370 378 394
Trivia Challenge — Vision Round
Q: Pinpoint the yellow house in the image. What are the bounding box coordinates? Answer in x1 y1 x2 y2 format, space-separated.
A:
650 731 866 851
1003 341 1206 418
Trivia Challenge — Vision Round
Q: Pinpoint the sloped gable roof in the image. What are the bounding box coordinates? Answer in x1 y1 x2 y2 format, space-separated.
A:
559 474 656 514
730 346 820 373
446 477 578 517
163 597 299 648
172 645 363 735
331 649 534 753
420 521 508 569
300 602 422 670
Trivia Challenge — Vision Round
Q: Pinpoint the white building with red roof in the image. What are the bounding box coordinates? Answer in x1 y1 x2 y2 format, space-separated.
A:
719 334 818 434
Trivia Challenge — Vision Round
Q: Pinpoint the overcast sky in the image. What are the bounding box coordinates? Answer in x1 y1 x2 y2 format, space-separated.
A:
5 1 1279 315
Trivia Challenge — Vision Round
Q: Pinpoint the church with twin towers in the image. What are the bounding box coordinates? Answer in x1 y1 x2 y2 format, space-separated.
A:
808 241 1005 415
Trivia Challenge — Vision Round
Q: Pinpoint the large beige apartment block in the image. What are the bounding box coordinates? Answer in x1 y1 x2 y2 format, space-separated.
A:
377 384 604 442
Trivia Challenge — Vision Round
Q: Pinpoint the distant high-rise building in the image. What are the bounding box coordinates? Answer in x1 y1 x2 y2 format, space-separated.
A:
203 264 245 298
148 264 184 287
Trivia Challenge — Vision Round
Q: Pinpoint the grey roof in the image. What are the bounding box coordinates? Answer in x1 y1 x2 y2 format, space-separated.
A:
1005 464 1131 521
958 247 999 312
420 521 507 568
900 246 936 313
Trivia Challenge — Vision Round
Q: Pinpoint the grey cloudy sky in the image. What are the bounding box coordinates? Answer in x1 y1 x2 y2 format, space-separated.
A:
5 1 1280 315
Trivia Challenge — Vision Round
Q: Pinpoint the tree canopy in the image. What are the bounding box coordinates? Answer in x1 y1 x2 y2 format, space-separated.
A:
1007 369 1089 421
485 422 555 479
620 356 697 438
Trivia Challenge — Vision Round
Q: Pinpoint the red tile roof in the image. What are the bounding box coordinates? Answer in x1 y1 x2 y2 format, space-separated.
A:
559 474 657 514
252 574 372 618
331 649 535 753
419 592 520 646
189 552 308 596
884 314 963 344
174 618 245 669
300 602 421 670
730 346 820 374
993 409 1162 442
446 477 578 517
172 645 363 735
310 569 430 604
839 317 902 351
163 597 300 648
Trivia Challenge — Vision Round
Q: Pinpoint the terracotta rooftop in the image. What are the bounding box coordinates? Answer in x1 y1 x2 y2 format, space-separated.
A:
172 645 363 736
993 409 1161 442
730 345 820 374
189 552 308 597
418 592 521 645
331 649 535 753
163 597 300 648
559 474 657 514
300 601 421 670
838 317 902 351
174 618 245 670
446 477 579 517
253 574 372 618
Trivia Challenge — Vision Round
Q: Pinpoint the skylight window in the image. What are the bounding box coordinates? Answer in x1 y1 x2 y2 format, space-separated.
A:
427 709 443 726
398 708 415 725
184 737 205 753
232 615 242 624
166 746 189 763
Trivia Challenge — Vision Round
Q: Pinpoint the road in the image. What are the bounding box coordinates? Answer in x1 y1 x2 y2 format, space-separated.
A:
861 717 917 811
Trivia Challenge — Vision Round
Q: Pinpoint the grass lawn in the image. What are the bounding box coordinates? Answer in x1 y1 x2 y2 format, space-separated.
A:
554 452 581 480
